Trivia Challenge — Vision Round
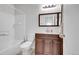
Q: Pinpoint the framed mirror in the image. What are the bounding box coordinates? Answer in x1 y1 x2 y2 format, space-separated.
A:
38 12 61 27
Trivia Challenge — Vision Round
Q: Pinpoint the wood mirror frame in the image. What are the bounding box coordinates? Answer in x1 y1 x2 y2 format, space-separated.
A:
38 12 61 27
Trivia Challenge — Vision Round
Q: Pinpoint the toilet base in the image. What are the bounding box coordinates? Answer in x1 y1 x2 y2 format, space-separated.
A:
21 48 32 55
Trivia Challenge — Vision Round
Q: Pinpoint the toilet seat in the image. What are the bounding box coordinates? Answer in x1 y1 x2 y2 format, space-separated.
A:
20 41 32 48
20 41 33 55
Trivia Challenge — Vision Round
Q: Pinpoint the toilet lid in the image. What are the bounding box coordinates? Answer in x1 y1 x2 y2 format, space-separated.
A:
20 41 32 48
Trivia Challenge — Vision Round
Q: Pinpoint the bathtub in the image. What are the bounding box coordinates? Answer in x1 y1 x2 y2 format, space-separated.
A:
0 40 23 55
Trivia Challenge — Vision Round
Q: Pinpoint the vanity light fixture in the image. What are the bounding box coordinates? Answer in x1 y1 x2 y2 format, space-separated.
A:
42 4 56 9
41 4 57 11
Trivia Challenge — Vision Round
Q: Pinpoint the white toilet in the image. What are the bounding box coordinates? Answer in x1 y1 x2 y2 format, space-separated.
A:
20 35 34 55
20 41 33 55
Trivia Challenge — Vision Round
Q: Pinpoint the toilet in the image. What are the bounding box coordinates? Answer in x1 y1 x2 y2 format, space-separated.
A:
20 35 35 55
20 41 33 55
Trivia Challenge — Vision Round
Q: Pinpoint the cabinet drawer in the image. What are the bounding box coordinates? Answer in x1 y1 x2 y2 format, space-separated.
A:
35 33 59 39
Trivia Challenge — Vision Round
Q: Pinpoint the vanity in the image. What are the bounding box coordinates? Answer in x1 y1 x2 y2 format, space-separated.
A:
35 5 63 55
35 33 63 55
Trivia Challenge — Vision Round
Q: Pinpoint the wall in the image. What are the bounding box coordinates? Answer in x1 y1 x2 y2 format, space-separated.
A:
63 4 79 55
0 4 15 50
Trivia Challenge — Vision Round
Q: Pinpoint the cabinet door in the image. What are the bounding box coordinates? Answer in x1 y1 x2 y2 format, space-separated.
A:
35 39 44 55
44 39 63 55
44 39 53 55
52 39 63 55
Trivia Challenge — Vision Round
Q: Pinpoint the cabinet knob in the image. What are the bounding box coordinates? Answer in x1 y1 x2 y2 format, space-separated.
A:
59 34 65 38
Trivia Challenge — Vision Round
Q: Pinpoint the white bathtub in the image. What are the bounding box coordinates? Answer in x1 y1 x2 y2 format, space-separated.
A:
0 40 22 55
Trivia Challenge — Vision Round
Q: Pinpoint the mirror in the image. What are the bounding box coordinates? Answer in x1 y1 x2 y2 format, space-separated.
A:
39 12 61 27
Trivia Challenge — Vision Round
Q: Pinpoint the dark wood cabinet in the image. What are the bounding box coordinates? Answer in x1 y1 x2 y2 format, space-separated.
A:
35 33 63 55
